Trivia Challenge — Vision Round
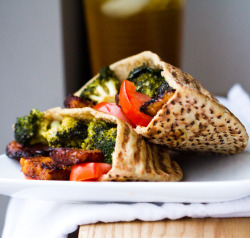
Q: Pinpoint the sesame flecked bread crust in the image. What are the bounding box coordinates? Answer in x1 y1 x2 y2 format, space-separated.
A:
44 107 183 181
75 51 248 154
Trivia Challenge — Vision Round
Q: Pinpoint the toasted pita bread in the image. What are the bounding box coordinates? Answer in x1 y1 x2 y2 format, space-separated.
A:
75 51 248 154
44 107 182 181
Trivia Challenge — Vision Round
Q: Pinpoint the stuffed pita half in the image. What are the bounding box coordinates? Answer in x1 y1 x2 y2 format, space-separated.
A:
7 107 182 181
75 51 248 154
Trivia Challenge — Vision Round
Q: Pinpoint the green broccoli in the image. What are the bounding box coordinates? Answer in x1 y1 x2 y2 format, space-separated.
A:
80 66 120 103
127 64 172 99
42 117 88 148
14 110 117 164
81 119 117 164
14 109 49 146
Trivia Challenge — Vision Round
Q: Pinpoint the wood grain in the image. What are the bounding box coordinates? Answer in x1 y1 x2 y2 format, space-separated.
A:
79 218 250 238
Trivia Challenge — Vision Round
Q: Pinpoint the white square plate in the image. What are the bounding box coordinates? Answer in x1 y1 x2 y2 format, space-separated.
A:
0 152 250 203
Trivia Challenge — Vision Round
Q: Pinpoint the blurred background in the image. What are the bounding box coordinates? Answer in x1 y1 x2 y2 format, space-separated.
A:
0 0 249 236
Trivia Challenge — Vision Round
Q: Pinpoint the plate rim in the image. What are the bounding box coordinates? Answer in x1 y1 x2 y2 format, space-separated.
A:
1 153 250 203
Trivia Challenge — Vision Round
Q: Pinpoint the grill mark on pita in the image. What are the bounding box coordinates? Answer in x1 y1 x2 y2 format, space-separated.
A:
133 137 142 164
153 148 166 174
157 150 170 174
117 151 123 163
121 124 130 149
145 145 152 173
179 129 184 136
172 72 177 78
171 124 174 132
158 158 169 174
202 113 208 120
183 75 190 84
171 161 180 175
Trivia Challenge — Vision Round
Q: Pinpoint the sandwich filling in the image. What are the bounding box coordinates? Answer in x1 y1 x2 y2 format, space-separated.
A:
77 64 175 125
14 109 117 165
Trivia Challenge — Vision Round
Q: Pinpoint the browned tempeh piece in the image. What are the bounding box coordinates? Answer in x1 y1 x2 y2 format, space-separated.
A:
140 90 175 117
64 94 95 108
6 140 50 161
20 157 71 180
49 148 105 166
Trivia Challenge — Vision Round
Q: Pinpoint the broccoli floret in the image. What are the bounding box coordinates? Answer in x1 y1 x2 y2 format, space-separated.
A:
14 111 116 162
80 66 120 103
94 127 117 164
14 109 49 146
43 117 88 148
81 119 117 164
127 64 172 98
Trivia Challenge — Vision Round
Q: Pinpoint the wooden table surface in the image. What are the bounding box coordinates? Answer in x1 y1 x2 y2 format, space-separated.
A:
78 218 250 237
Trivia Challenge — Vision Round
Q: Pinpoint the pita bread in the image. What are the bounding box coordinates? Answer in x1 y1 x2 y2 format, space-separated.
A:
44 107 183 181
75 51 248 154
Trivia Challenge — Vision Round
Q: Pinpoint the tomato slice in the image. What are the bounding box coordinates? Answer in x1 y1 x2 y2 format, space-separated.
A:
119 80 153 127
69 163 112 181
93 102 135 127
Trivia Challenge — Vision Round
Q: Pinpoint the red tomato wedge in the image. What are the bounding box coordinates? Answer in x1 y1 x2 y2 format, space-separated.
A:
93 102 135 127
119 80 153 127
69 163 112 181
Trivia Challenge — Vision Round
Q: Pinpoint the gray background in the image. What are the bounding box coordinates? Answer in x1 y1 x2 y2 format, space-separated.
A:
0 0 249 236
